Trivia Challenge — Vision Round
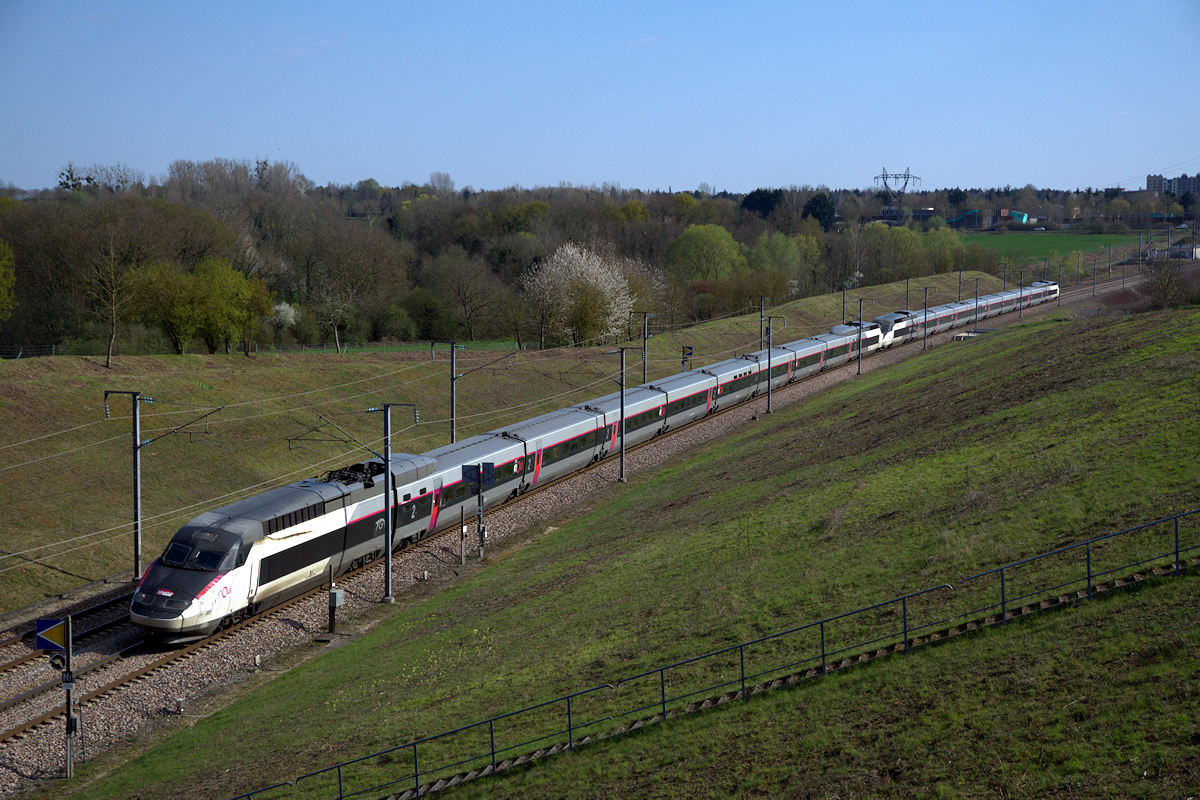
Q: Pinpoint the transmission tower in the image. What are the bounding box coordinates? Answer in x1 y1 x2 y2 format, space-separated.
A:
874 167 921 221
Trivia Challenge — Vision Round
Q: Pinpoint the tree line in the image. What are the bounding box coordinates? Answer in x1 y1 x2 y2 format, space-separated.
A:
0 159 1189 360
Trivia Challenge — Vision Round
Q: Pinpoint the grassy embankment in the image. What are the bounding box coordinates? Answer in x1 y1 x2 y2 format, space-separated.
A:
0 271 1010 614
53 306 1200 799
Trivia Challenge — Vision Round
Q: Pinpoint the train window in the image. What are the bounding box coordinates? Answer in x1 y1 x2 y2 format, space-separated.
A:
796 353 820 368
162 542 191 566
161 530 240 572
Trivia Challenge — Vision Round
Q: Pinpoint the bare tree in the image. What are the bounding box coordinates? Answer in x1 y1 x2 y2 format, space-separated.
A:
430 247 499 340
86 231 134 367
429 171 455 197
1145 259 1182 309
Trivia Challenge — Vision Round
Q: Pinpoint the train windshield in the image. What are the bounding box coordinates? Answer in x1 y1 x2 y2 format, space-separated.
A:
161 529 240 571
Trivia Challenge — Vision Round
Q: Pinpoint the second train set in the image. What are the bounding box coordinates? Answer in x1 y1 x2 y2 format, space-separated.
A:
132 281 1060 640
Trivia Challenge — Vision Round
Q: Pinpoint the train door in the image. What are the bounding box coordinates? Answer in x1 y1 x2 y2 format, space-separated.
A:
428 488 442 534
532 448 544 485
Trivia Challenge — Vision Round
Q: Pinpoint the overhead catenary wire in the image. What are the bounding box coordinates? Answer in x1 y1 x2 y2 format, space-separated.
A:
2 299 807 571
0 300 770 462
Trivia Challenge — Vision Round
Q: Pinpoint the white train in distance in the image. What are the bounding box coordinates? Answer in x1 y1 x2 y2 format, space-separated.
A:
132 281 1060 641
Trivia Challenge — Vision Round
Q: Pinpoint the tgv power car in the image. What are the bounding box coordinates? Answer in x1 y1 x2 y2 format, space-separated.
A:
133 281 1059 641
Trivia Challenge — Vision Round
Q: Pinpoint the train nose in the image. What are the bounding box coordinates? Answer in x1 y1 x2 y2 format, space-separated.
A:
132 585 195 621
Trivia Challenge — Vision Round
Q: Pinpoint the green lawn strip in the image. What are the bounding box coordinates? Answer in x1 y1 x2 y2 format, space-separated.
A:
51 309 1200 799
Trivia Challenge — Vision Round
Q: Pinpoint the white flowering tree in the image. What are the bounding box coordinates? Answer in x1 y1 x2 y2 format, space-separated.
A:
267 301 298 346
521 243 633 347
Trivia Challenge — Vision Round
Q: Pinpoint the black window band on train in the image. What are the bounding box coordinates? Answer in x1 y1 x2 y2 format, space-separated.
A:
666 391 709 416
265 501 326 535
795 353 821 369
543 428 606 466
259 527 347 585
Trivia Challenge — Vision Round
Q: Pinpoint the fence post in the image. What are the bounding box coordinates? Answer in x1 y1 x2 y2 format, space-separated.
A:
902 596 910 652
337 764 345 800
412 742 419 794
1175 516 1181 575
567 695 574 751
1000 569 1007 621
660 668 667 718
490 720 497 776
819 621 827 673
1086 542 1093 599
739 644 746 699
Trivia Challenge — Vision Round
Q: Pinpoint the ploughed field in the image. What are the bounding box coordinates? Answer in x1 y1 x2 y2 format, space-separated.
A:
45 305 1200 799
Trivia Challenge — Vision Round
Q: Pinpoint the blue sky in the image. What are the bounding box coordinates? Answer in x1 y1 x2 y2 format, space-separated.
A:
2 1 1198 193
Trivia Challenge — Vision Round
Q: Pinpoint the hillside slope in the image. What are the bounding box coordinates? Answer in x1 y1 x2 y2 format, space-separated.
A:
52 307 1200 799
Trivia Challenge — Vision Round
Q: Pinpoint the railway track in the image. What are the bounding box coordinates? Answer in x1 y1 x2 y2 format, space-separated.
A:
0 277 1124 748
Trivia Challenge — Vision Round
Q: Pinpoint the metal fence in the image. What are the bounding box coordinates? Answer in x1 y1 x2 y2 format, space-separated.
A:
229 508 1198 800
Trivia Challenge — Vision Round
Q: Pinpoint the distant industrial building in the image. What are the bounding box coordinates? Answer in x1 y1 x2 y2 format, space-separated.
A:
1147 174 1199 195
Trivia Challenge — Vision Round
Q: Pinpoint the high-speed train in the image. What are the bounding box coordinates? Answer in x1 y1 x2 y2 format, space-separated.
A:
131 281 1060 640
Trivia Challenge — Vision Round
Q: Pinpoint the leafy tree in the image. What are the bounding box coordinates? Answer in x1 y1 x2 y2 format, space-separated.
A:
670 192 699 223
665 224 745 281
741 188 784 218
130 262 203 354
801 192 837 231
922 227 966 274
0 238 14 324
947 188 967 208
402 287 454 341
620 200 648 223
189 258 272 354
747 231 799 276
860 222 926 283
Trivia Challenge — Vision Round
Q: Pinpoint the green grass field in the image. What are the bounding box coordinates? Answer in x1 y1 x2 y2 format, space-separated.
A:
961 231 1141 265
46 307 1200 799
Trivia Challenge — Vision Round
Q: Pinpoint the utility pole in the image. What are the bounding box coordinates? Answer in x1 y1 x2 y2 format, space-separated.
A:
367 403 417 603
103 392 221 579
922 287 930 350
610 347 639 483
630 311 654 385
104 391 147 578
974 278 980 332
750 296 769 348
765 316 785 414
856 298 864 375
435 342 465 443
383 405 394 602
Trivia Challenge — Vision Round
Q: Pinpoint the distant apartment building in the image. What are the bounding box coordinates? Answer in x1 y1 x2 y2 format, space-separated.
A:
1146 174 1200 195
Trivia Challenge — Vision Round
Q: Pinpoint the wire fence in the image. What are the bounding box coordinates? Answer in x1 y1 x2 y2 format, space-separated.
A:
0 340 538 360
230 508 1199 800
